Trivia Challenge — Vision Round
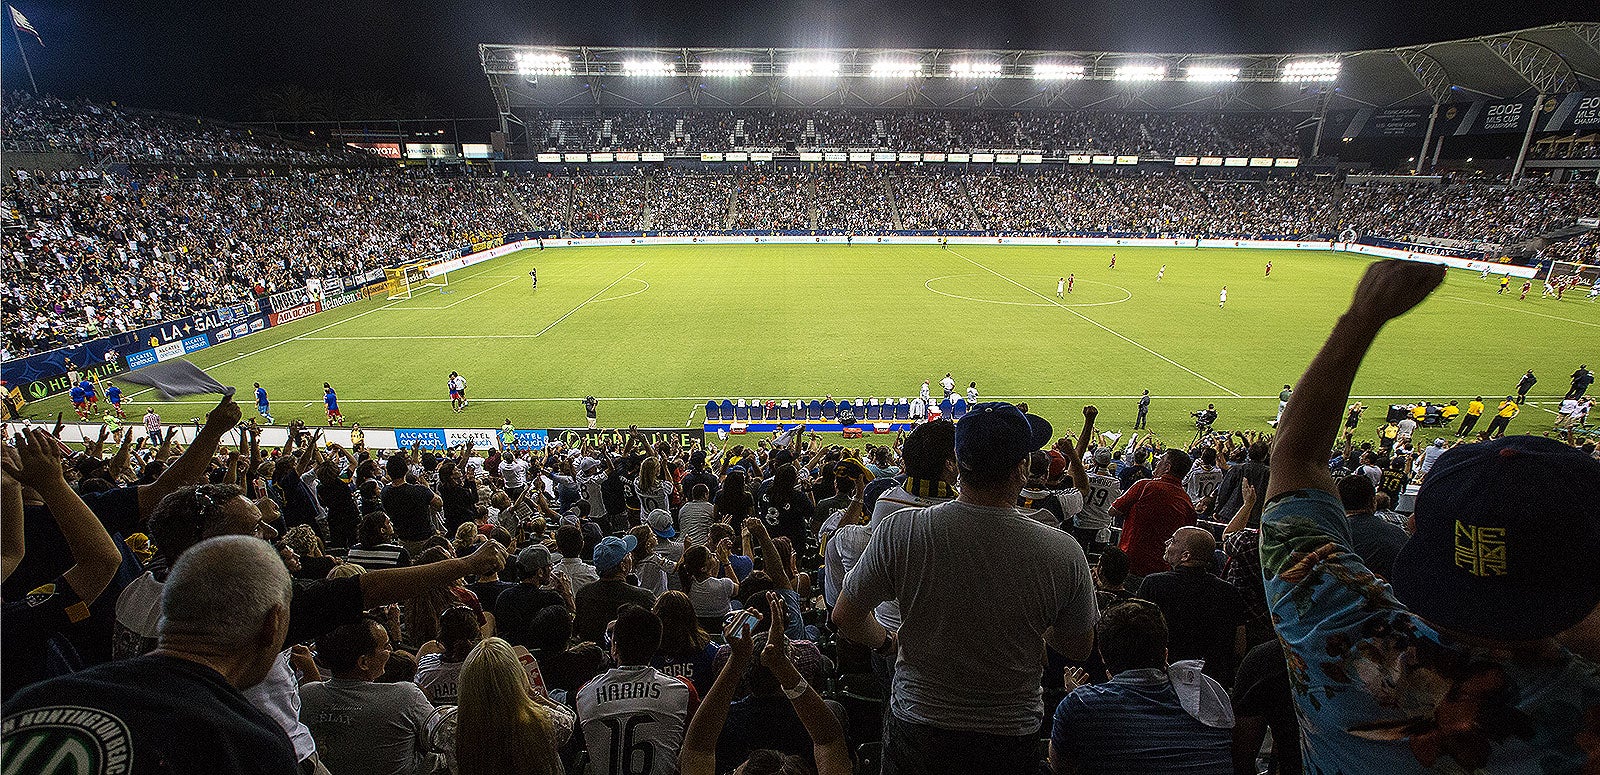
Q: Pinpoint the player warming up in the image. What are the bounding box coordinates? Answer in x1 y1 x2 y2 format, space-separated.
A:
1067 273 1075 294
254 382 274 424
1265 260 1272 277
105 383 125 419
1157 264 1166 282
1520 279 1532 300
323 383 344 426
449 371 468 412
1108 253 1117 269
1057 276 1065 298
1219 286 1228 309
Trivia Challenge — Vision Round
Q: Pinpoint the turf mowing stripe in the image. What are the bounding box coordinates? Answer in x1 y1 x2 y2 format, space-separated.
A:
946 248 1244 397
534 262 647 337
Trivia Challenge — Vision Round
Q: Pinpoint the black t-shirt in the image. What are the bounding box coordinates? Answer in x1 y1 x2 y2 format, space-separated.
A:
680 470 720 503
440 483 479 528
466 579 515 613
1 654 300 775
2 576 87 700
493 583 567 649
1134 566 1247 686
758 485 815 560
285 576 367 648
1231 639 1299 749
381 482 436 541
573 578 655 644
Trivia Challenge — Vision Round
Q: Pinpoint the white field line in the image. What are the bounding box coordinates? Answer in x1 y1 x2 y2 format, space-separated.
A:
1436 294 1600 328
116 393 1571 406
381 274 527 310
534 262 646 337
946 248 1243 397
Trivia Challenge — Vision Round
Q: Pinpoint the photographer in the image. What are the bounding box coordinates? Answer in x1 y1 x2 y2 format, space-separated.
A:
1192 404 1219 433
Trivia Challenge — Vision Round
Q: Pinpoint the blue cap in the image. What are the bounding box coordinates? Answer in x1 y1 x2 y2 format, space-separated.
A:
647 509 677 540
954 402 1053 477
592 534 638 574
1391 435 1600 641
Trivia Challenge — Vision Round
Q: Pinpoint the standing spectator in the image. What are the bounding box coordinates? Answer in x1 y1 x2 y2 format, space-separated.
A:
1229 638 1301 775
316 461 360 550
1134 526 1247 686
1336 474 1408 580
437 461 479 530
758 464 814 565
1220 481 1272 647
493 545 573 649
1049 600 1233 775
1212 440 1269 528
1110 448 1198 580
3 536 300 774
1263 260 1600 773
300 617 438 775
635 457 675 516
573 535 655 644
383 454 441 555
680 543 739 630
554 524 600 591
576 604 699 775
681 450 720 505
678 483 716 548
834 403 1098 775
347 512 411 569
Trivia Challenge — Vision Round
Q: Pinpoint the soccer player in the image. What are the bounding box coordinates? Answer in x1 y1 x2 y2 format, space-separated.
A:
1219 286 1228 309
1157 264 1165 282
70 382 90 420
919 380 931 404
1499 276 1511 294
323 383 344 426
966 382 978 403
584 395 598 428
254 382 274 424
1480 265 1492 279
1274 384 1292 426
529 269 538 290
79 378 98 410
449 371 465 412
105 383 125 419
1057 277 1065 298
1265 260 1272 277
1067 273 1075 294
1520 279 1532 300
1108 253 1116 269
1485 396 1519 437
940 373 956 400
1589 284 1599 302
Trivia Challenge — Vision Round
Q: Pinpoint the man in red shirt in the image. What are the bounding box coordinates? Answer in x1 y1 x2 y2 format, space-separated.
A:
1110 448 1198 579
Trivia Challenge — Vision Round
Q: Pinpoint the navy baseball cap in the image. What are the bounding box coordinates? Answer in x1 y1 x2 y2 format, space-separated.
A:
1391 436 1600 641
954 402 1053 477
592 534 638 574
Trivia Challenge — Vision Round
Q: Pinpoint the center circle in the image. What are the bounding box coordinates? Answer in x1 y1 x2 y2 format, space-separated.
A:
924 274 1133 308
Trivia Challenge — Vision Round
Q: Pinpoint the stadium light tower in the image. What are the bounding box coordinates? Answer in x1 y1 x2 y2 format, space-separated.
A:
950 61 1003 78
1031 62 1085 80
786 59 840 78
699 60 753 77
1281 59 1340 82
1184 65 1240 82
622 59 676 76
871 60 922 78
517 52 572 75
1114 64 1167 81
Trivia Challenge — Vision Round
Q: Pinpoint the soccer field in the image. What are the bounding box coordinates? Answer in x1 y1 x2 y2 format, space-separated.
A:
52 244 1597 442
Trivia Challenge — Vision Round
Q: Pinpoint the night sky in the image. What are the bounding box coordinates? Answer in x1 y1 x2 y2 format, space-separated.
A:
1 1 1593 120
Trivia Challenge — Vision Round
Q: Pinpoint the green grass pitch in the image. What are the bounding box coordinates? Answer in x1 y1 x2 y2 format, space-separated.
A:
48 244 1597 444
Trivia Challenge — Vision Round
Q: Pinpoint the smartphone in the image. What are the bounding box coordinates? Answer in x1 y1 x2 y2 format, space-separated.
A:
724 610 762 638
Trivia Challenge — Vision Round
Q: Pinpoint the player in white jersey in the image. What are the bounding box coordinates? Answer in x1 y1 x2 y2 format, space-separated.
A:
1057 277 1066 298
1219 286 1228 308
1157 264 1166 282
1182 446 1225 514
1072 448 1122 554
939 373 956 399
577 605 698 775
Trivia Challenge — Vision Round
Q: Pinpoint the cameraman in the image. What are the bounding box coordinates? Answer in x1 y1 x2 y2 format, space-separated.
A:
1192 404 1218 432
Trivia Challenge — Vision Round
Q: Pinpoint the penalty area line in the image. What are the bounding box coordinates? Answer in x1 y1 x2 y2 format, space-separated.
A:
535 262 647 337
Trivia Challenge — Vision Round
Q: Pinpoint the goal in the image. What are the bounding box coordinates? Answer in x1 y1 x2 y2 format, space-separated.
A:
384 261 450 300
1545 260 1600 289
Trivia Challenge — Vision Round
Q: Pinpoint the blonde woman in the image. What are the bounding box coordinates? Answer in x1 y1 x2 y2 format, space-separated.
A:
634 457 675 516
429 637 574 775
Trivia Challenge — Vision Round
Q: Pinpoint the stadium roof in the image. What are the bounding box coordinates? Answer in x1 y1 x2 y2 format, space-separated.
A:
480 22 1600 113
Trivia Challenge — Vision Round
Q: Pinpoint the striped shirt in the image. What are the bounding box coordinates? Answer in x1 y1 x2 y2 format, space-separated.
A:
1050 670 1231 775
347 543 410 570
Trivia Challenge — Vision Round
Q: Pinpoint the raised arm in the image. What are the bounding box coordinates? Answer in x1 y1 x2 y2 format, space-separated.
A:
1267 261 1444 502
140 395 242 516
1066 406 1096 494
2 443 26 582
743 517 791 590
763 594 850 775
679 612 762 775
358 539 507 608
8 429 123 603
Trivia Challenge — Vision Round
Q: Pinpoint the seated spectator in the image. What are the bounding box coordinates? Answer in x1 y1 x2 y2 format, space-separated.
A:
348 511 411 570
630 524 669 597
1335 473 1408 580
708 521 754 582
1134 526 1247 686
678 483 716 548
1263 260 1600 772
648 508 686 577
528 605 606 698
301 616 437 775
282 524 339 580
3 536 301 773
1111 448 1199 580
679 543 738 629
1093 546 1135 605
554 523 600 591
1049 599 1233 775
493 545 573 649
576 604 699 775
652 590 721 697
573 535 654 644
415 606 483 706
428 637 575 775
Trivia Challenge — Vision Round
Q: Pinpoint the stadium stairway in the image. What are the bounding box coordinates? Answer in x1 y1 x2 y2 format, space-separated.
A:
496 176 546 233
884 175 905 230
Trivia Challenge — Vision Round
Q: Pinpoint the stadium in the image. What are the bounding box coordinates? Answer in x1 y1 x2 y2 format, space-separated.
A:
2 6 1599 775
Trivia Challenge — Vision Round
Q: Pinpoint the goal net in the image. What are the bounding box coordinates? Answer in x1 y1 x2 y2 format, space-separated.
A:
385 261 450 300
1545 260 1600 289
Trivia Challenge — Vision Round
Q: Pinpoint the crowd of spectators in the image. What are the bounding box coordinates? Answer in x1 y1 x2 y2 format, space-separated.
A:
1338 180 1600 247
526 109 1304 156
813 169 896 232
5 263 1598 774
647 170 734 231
3 92 365 166
889 171 982 231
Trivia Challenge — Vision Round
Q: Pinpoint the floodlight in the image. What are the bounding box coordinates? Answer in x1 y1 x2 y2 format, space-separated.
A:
1031 63 1085 80
623 59 676 76
1281 60 1340 82
786 60 839 78
699 60 753 77
517 52 572 75
1184 65 1239 82
871 60 922 78
950 61 1003 78
1114 64 1166 81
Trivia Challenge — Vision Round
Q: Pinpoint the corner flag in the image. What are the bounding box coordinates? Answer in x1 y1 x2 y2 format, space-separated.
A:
10 6 41 46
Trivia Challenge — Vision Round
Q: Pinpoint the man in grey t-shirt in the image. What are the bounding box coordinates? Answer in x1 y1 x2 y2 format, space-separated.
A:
834 402 1099 775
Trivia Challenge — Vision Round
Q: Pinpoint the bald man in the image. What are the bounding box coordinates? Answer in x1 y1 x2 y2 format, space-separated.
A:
1128 526 1248 686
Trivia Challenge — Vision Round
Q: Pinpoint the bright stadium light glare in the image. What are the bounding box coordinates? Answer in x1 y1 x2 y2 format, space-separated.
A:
622 59 676 76
786 60 840 78
1281 59 1340 82
699 60 753 77
871 60 922 78
1114 64 1167 81
516 52 572 75
1031 63 1085 80
1184 65 1240 82
950 61 1003 78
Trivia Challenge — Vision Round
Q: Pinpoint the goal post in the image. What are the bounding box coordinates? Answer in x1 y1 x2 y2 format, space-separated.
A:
385 261 450 300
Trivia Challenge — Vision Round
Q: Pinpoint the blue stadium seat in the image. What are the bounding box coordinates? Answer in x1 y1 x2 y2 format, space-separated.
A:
720 400 735 421
735 402 750 422
940 398 953 418
808 400 822 420
867 401 881 421
953 399 968 419
780 401 794 421
822 399 837 419
705 401 720 422
895 399 910 420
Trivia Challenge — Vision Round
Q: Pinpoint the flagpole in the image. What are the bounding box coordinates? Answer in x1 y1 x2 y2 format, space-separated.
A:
8 6 39 94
